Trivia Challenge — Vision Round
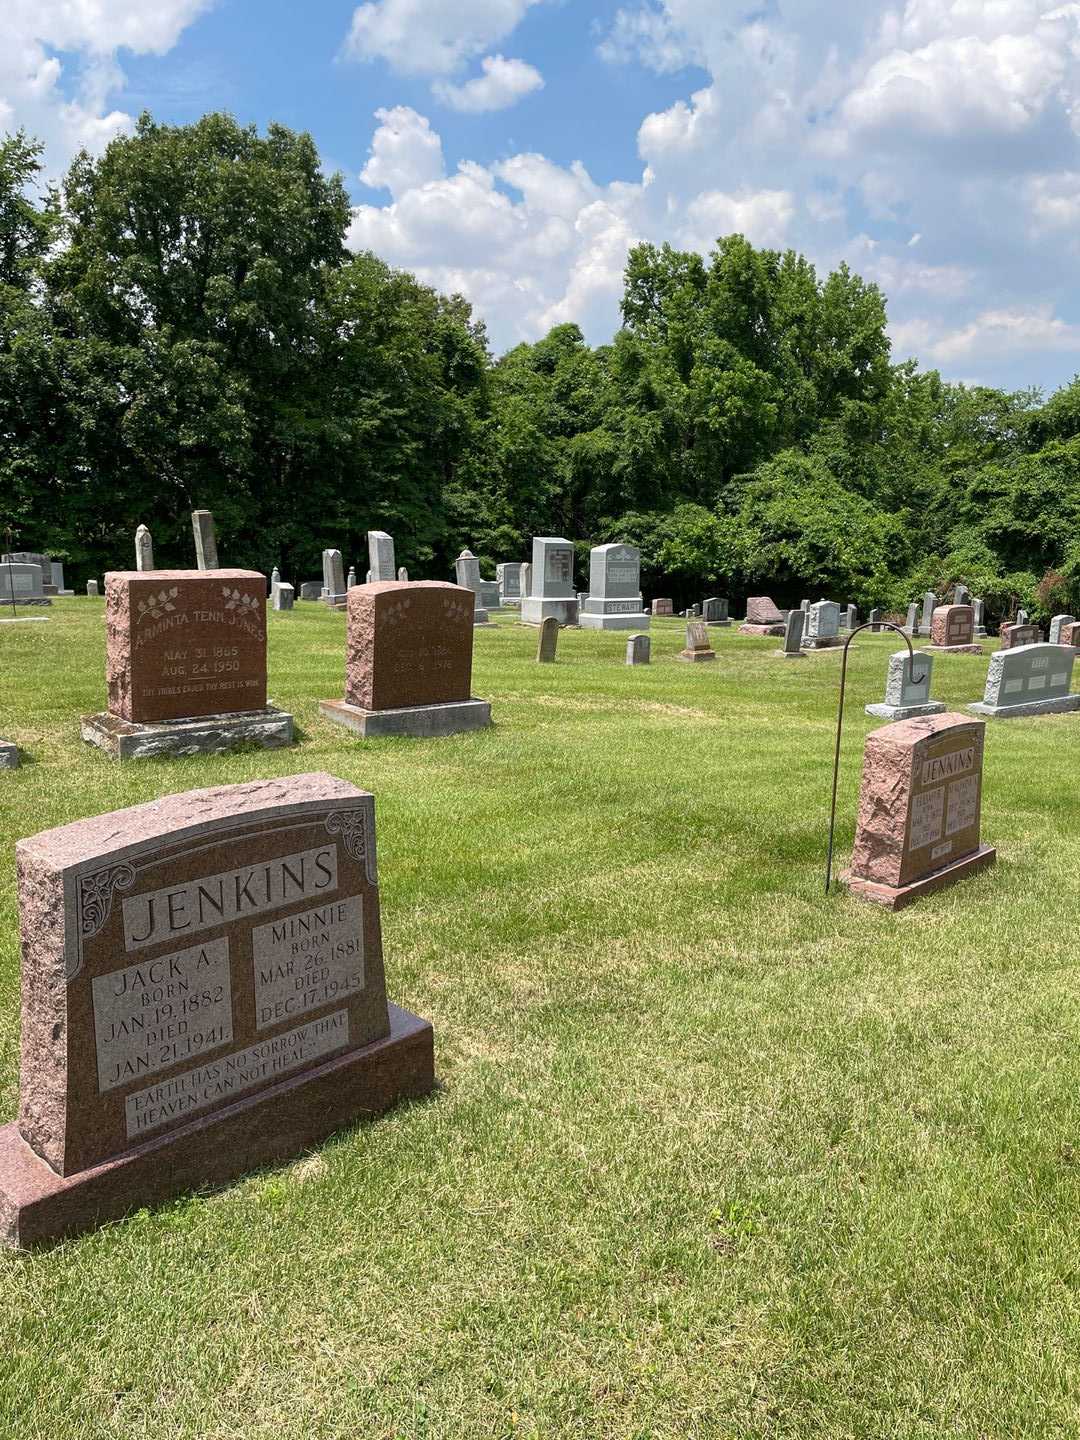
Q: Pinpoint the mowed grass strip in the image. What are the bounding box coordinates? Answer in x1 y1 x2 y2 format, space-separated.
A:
1 599 1079 1439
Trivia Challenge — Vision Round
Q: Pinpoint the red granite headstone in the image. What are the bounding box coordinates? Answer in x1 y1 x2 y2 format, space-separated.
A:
105 570 268 722
343 581 474 711
0 773 434 1246
999 622 1042 649
929 604 980 651
1059 622 1080 648
841 713 995 909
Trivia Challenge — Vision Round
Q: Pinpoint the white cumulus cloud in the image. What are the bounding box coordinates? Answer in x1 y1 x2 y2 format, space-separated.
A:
433 54 543 112
343 0 545 76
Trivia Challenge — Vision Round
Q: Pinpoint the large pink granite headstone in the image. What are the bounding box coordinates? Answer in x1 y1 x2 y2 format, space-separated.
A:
0 773 434 1246
740 596 785 636
841 713 995 909
928 604 981 653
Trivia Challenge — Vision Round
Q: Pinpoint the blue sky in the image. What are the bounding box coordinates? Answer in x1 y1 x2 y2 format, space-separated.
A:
7 1 1080 393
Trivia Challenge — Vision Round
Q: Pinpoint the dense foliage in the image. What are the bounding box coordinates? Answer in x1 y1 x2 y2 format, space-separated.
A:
2 115 1078 621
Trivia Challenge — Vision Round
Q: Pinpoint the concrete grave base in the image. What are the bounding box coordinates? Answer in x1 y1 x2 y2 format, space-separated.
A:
0 1004 434 1248
677 649 716 662
320 697 492 739
967 694 1080 719
926 644 984 655
840 844 996 912
738 623 785 636
520 598 579 627
0 741 18 769
81 706 294 760
866 701 947 721
578 612 650 630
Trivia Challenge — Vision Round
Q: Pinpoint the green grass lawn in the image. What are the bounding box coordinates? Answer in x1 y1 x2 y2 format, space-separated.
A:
2 599 1080 1439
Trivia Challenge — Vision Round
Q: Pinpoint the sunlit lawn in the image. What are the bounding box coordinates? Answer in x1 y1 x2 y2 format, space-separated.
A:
1 598 1079 1439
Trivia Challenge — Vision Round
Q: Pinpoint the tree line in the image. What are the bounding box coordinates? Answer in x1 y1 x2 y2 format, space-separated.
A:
2 113 1079 624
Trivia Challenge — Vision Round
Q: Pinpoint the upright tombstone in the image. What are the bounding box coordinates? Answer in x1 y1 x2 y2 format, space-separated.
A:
270 566 281 604
536 616 559 663
800 599 811 613
968 643 1080 718
0 563 50 608
520 537 578 627
80 571 294 760
319 582 491 738
191 511 219 571
779 608 806 659
921 592 937 633
1049 614 1076 646
866 651 945 721
397 567 409 584
367 530 396 583
50 562 73 596
973 598 987 637
954 583 971 607
0 773 435 1246
804 600 841 650
579 544 649 630
4 552 54 593
1061 622 1080 649
347 567 357 592
323 550 347 609
928 604 982 654
273 583 295 612
845 604 859 630
678 619 716 663
868 607 883 632
840 713 995 910
703 598 730 626
520 562 532 600
905 602 919 636
300 582 322 602
86 580 99 597
739 597 785 636
496 563 522 607
625 634 650 665
1017 608 1030 626
454 550 490 625
998 620 1042 650
135 524 153 572
651 598 674 617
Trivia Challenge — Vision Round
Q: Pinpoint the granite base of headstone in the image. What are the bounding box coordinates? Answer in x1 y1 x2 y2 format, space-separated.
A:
738 596 785 636
80 571 294 761
967 642 1080 718
0 740 18 769
0 772 435 1247
678 619 716 662
319 581 492 739
520 538 578 627
536 616 559 662
927 604 982 655
839 713 995 910
998 622 1042 650
625 634 650 665
866 650 946 720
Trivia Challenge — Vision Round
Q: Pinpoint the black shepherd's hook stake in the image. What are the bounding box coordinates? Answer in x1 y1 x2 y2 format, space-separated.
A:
825 620 930 895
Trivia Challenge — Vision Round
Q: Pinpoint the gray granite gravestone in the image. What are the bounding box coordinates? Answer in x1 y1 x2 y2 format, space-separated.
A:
324 550 347 608
845 604 859 629
86 579 99 597
800 599 810 612
496 562 522 606
135 524 153 572
968 643 1080 717
703 597 730 625
973 597 987 636
905 602 919 635
521 538 578 626
579 543 649 630
804 600 841 649
954 583 971 606
625 634 650 665
270 566 280 603
0 563 50 607
520 563 531 599
679 619 716 662
347 567 357 591
921 591 937 632
536 616 559 662
191 510 219 570
779 607 806 658
300 582 321 601
454 549 491 624
866 650 945 720
1017 608 1030 626
397 567 409 583
869 607 883 632
1050 614 1076 645
273 583 295 611
50 562 73 596
367 530 396 582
